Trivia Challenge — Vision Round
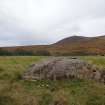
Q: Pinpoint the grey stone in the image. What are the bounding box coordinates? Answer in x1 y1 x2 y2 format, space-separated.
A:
22 57 105 82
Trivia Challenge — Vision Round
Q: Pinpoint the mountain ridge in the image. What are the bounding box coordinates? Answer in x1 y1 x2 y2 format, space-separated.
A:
1 35 105 55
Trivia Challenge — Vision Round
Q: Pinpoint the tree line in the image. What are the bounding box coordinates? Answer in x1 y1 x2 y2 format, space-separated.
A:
0 48 104 56
0 48 51 56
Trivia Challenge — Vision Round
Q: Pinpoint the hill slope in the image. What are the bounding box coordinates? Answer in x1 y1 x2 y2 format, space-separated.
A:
50 35 105 55
1 35 105 55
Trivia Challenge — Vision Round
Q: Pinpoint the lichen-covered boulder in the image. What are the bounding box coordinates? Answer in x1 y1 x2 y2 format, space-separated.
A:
22 57 105 82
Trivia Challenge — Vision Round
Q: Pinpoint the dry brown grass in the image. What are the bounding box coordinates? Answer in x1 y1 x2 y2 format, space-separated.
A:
0 56 105 105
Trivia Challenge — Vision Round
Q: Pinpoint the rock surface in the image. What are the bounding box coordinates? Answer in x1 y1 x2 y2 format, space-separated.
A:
22 57 105 82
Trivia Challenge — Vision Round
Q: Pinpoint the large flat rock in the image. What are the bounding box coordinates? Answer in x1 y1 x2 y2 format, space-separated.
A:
22 57 105 82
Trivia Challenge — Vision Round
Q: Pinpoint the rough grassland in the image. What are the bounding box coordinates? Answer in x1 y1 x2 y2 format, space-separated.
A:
81 56 105 68
0 56 105 105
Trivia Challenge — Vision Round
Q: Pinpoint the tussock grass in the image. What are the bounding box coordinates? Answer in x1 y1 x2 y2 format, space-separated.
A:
81 56 105 68
0 56 105 105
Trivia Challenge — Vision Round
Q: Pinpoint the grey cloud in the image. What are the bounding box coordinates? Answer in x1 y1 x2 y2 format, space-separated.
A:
0 0 105 46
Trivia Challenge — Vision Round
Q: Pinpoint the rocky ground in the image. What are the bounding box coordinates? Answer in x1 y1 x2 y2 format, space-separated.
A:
22 57 105 82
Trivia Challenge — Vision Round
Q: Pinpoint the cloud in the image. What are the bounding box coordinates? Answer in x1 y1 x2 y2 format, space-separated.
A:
0 0 105 46
0 40 20 47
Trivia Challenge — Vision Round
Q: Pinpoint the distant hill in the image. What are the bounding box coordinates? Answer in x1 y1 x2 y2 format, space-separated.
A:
50 35 105 55
54 36 90 45
1 35 105 55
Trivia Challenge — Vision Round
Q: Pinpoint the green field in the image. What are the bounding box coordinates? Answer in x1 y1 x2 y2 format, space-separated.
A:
0 56 105 105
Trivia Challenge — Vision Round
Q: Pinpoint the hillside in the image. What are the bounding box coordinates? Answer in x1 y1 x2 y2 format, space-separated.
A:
1 35 105 55
50 35 105 55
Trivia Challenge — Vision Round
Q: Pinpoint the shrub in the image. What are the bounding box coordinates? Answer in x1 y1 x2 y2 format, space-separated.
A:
35 50 51 56
0 48 12 56
14 49 34 56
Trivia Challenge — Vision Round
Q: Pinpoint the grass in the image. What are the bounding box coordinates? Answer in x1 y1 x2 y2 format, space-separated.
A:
0 56 105 105
81 56 105 68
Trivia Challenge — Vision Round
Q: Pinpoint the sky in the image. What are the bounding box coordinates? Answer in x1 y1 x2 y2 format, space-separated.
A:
0 0 105 47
